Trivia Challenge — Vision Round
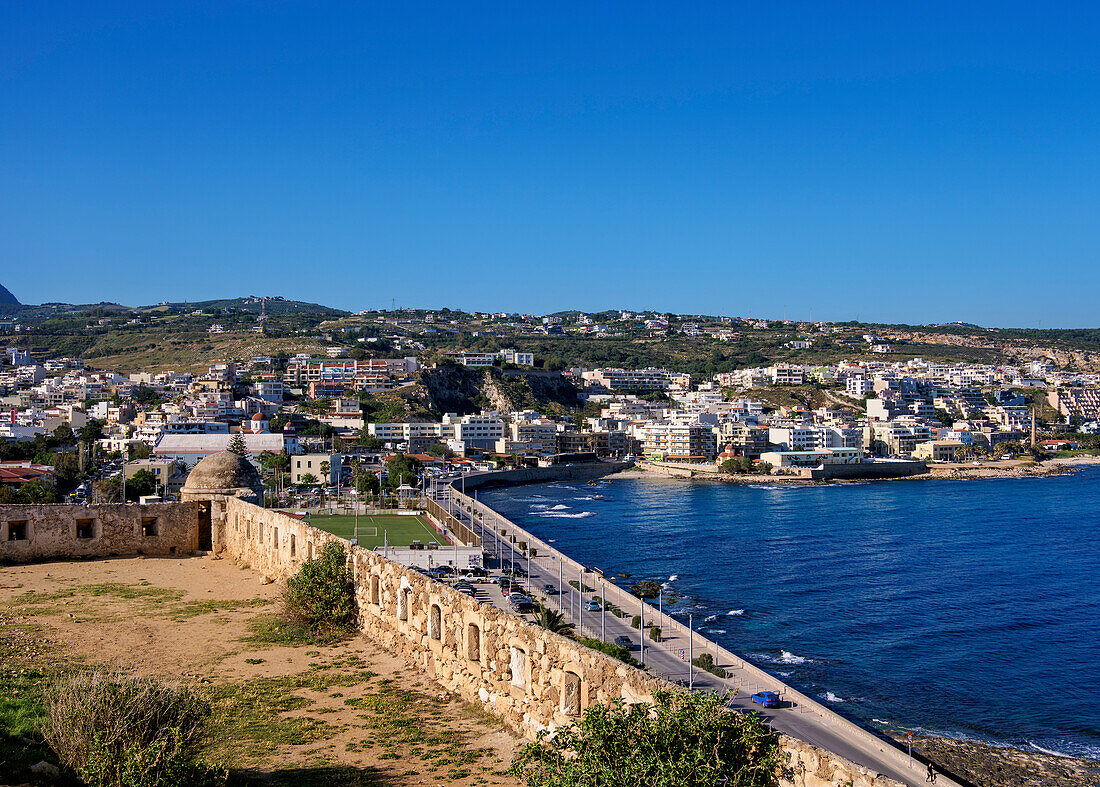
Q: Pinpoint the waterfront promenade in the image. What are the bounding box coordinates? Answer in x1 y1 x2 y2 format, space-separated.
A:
438 467 963 787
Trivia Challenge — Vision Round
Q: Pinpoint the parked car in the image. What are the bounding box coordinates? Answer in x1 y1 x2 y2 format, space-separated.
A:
614 635 633 649
751 691 781 708
585 600 601 612
456 586 477 597
453 583 476 594
542 583 558 595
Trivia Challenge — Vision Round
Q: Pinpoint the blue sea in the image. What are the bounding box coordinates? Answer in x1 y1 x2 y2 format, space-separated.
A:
480 468 1100 760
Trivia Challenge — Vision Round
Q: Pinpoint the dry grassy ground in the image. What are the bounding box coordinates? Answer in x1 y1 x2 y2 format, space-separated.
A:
0 556 524 787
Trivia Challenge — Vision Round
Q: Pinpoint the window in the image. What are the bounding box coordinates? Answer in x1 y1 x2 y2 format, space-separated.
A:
141 517 158 538
466 624 480 661
563 671 582 716
7 520 28 541
509 647 527 689
76 519 95 540
370 575 381 606
273 527 279 549
429 604 442 641
307 541 314 561
290 534 296 557
398 588 410 621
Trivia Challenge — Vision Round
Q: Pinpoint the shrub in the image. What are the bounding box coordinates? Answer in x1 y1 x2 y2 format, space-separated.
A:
511 689 786 786
42 672 217 787
649 626 662 642
575 637 637 667
692 653 728 679
631 614 641 630
282 542 357 636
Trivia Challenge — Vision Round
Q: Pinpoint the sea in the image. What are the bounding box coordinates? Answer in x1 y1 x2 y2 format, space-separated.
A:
479 467 1100 760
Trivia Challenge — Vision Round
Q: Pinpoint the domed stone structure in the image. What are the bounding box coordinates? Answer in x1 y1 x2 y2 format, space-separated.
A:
182 451 263 498
180 451 264 553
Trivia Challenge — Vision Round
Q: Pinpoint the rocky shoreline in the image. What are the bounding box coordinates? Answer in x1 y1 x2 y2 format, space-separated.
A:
905 735 1100 787
618 455 1100 485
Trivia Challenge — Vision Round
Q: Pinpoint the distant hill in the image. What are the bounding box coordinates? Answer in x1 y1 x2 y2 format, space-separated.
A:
0 283 19 305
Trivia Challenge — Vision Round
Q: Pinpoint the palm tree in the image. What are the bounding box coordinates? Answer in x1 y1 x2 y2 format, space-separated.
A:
534 607 574 637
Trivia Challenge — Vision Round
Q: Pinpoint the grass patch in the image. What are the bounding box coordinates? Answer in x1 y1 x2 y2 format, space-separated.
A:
243 614 350 647
170 599 270 620
204 677 337 762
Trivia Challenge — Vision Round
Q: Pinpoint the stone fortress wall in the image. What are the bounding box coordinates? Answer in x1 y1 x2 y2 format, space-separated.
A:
219 496 905 787
0 479 907 787
0 502 199 562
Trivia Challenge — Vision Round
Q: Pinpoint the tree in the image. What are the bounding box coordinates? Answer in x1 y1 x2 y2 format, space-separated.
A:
425 442 454 459
298 472 319 487
126 469 158 501
533 607 574 637
319 461 331 484
78 419 105 444
15 479 61 504
510 689 787 787
129 442 152 460
226 432 248 457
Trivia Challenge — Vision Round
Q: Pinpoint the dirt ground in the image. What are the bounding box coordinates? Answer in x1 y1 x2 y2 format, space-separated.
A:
0 555 525 787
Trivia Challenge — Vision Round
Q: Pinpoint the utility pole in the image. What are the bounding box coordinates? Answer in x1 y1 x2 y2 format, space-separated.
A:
601 583 606 641
688 614 694 688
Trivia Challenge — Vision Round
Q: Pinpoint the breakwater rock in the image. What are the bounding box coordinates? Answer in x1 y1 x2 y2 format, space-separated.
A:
908 736 1100 787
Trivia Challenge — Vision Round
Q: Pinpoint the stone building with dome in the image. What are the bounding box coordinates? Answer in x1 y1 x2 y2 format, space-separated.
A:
180 451 265 552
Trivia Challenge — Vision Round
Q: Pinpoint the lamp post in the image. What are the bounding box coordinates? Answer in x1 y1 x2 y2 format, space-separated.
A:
689 614 694 689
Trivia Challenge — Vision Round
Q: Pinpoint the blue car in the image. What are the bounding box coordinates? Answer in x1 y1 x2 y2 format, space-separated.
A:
751 691 782 708
585 600 601 611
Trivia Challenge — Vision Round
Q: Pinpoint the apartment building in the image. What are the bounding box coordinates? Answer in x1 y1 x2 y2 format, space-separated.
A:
641 423 717 461
583 367 672 392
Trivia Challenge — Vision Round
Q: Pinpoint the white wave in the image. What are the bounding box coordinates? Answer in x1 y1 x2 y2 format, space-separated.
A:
705 614 719 622
751 650 811 665
823 692 845 703
726 609 745 616
536 511 596 519
572 495 602 501
872 718 892 726
703 628 726 634
1027 741 1079 759
668 574 679 582
549 504 572 510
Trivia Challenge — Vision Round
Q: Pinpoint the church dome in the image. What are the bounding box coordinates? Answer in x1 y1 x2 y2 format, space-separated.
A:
182 451 263 495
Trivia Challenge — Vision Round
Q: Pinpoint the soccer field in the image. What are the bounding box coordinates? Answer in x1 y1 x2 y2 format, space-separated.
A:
305 513 450 549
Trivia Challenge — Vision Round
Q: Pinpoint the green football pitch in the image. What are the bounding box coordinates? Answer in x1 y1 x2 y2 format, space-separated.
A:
304 513 450 549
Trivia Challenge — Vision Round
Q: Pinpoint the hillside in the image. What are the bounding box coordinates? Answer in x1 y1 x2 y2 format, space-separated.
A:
0 283 19 305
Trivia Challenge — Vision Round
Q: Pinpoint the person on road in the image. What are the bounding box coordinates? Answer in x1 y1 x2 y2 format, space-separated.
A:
926 762 936 783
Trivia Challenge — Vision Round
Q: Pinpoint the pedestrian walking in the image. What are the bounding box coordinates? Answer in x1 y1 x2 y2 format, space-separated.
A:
926 762 936 783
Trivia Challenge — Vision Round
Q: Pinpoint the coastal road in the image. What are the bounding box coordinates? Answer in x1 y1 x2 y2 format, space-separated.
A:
433 478 958 787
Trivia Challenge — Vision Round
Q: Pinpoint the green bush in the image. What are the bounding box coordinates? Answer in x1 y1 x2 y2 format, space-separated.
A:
42 672 220 787
576 637 637 667
692 653 728 679
631 614 641 629
649 626 662 642
282 542 358 636
511 689 787 786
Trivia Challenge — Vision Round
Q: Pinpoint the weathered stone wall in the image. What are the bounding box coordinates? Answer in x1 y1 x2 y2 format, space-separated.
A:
220 498 904 787
0 502 198 562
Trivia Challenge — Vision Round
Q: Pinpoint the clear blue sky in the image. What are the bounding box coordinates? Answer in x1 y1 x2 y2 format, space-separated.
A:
2 2 1099 326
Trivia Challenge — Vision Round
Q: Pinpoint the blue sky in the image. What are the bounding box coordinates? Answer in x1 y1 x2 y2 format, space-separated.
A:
2 2 1099 326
